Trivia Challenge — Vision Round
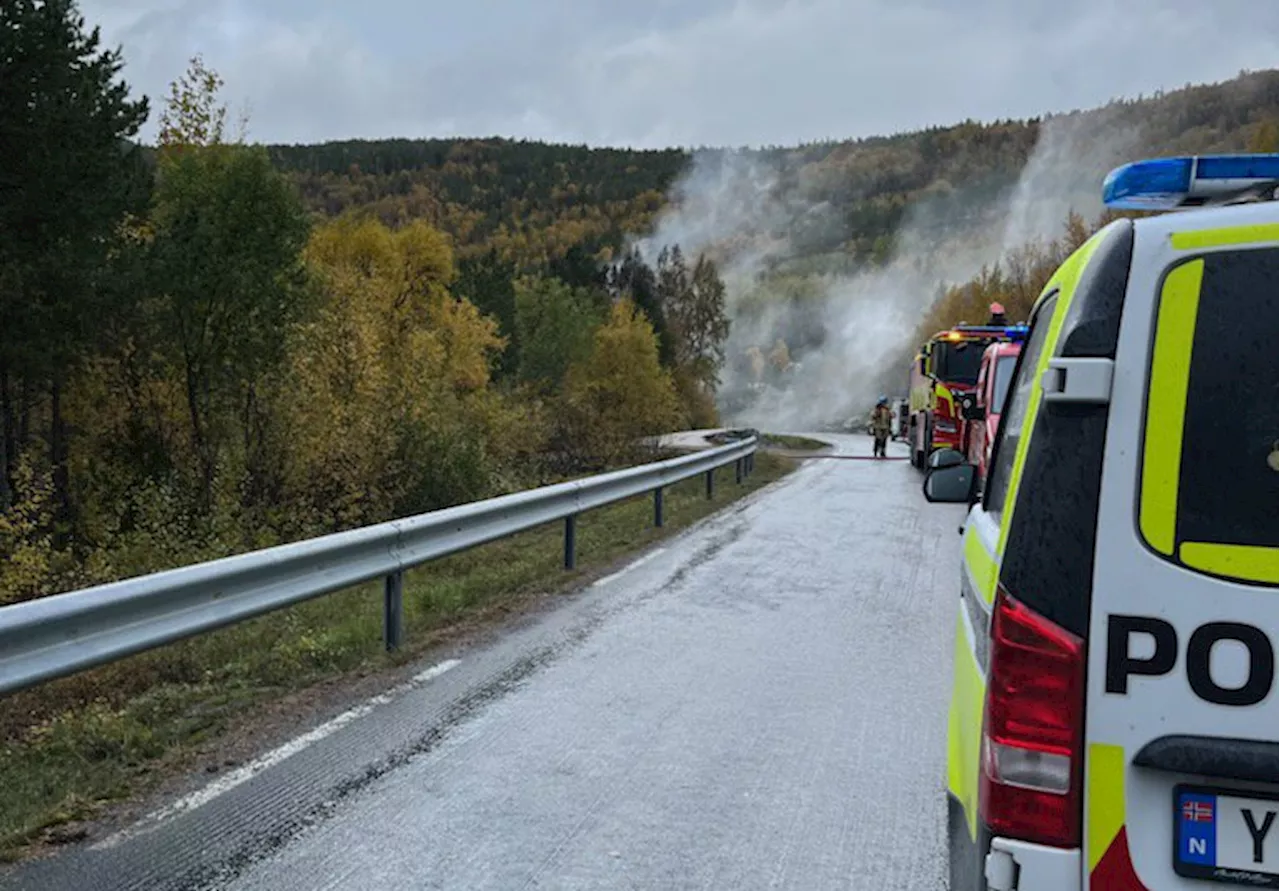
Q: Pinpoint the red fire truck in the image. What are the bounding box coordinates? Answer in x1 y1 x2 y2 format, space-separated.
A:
906 323 1028 469
961 338 1023 487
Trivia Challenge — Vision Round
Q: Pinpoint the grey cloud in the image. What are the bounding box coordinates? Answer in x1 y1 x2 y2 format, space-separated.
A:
78 0 1278 146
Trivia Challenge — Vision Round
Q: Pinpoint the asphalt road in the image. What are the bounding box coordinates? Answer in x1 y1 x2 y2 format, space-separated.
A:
3 434 967 891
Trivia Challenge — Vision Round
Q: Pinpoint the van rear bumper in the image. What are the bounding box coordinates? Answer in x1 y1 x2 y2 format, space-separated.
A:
987 837 1080 891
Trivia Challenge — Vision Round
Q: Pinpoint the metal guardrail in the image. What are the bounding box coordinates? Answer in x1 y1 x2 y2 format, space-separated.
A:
0 436 758 697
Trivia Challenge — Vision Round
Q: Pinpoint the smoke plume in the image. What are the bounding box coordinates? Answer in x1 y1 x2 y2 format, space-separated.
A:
630 112 1141 431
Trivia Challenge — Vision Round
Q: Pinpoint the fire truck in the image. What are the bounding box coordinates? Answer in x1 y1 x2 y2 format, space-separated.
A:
906 323 1027 469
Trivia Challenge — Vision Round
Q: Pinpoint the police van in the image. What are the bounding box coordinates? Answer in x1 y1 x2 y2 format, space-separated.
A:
923 154 1279 890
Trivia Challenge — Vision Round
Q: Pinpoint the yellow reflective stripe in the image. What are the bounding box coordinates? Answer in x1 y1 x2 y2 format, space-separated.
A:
1180 542 1280 585
997 228 1107 550
1087 743 1127 872
1140 260 1204 555
1171 223 1280 251
964 524 998 605
946 610 984 840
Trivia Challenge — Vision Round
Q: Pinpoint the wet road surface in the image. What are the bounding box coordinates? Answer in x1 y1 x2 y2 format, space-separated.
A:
4 434 967 891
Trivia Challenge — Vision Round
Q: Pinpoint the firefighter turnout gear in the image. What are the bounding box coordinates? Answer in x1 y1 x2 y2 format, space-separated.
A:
869 400 893 458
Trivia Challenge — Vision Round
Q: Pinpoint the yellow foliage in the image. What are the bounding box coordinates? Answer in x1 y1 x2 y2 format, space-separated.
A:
0 457 56 605
427 297 505 392
281 216 511 524
673 368 720 429
1248 118 1279 152
561 300 681 463
306 215 394 276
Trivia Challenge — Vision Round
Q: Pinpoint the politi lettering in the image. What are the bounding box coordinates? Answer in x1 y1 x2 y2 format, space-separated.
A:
1105 615 1275 706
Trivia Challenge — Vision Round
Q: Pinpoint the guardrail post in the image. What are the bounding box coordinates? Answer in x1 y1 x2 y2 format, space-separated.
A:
735 458 743 485
654 486 664 527
564 515 577 570
384 571 404 652
705 468 714 499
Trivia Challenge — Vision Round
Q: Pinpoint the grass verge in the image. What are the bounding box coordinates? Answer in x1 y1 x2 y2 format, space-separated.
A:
0 451 795 863
761 433 833 452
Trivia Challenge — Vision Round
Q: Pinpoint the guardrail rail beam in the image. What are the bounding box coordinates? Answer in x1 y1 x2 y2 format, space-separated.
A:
0 436 758 697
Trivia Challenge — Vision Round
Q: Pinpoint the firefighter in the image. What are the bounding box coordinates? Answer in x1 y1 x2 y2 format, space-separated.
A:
868 396 893 458
988 301 1007 325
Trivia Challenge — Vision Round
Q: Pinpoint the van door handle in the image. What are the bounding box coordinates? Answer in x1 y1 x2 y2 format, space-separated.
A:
1041 357 1114 404
1133 735 1278 784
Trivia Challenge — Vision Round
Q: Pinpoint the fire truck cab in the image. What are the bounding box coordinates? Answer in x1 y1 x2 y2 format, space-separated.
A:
959 338 1025 490
908 324 1025 470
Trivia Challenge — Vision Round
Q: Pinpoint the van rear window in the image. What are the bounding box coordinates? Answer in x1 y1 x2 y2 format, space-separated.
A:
1177 249 1278 549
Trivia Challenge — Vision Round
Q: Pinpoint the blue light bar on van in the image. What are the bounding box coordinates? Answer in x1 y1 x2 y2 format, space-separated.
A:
1004 325 1029 343
1102 154 1279 210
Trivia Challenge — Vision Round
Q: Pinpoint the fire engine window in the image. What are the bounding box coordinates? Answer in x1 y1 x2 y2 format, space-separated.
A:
933 342 985 384
1172 249 1278 552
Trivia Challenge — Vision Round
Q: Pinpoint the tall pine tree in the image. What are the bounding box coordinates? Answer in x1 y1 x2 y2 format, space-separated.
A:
0 0 150 514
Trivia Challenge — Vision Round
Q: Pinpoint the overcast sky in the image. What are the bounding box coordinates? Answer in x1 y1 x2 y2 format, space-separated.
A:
78 0 1278 148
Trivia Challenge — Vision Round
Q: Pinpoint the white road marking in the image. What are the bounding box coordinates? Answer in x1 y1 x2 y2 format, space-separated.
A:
413 659 462 684
92 658 462 849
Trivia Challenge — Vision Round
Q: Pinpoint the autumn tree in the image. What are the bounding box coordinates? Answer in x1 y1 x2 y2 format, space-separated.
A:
607 247 672 365
650 244 731 424
560 300 681 465
655 244 690 336
1248 117 1279 152
513 276 604 391
290 216 510 525
674 254 731 387
157 54 232 149
549 242 608 292
145 57 312 499
0 0 150 515
454 248 519 375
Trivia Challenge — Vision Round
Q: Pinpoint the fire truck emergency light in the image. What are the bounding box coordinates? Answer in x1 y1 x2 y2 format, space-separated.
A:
1102 154 1278 210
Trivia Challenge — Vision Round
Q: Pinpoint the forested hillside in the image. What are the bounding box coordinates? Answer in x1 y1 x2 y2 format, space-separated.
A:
2 0 1276 610
263 70 1277 423
268 69 1277 272
268 140 685 268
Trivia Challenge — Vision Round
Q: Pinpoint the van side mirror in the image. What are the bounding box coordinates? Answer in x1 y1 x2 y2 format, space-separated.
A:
923 463 978 503
928 448 966 469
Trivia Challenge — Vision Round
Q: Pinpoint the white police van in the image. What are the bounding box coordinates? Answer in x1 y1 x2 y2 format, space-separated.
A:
924 154 1279 890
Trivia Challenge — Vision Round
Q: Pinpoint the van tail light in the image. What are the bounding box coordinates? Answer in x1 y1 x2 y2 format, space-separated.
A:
980 588 1086 848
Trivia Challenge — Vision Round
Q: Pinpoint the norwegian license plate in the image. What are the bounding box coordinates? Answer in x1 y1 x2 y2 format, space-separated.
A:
1174 784 1279 887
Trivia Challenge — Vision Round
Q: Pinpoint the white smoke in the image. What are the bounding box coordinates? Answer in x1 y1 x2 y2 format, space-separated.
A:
999 109 1141 255
627 111 1142 431
630 147 844 304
